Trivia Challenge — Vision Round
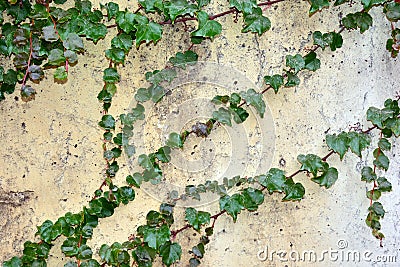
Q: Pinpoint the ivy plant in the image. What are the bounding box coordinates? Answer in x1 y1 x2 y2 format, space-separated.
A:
1 0 400 266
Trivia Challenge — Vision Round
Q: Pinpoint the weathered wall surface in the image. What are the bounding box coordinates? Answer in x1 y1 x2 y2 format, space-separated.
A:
1 1 399 266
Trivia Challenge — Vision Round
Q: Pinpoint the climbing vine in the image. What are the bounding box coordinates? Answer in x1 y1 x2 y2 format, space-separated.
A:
1 0 399 266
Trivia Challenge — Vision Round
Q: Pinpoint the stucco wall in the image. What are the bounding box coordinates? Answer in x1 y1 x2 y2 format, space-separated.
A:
1 1 399 266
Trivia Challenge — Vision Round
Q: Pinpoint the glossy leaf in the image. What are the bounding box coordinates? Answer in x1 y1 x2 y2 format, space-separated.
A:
286 54 305 73
169 50 198 69
240 88 266 118
309 0 330 15
258 168 286 193
166 132 184 148
347 132 371 157
297 154 328 177
282 179 305 201
185 208 211 231
241 187 264 211
213 107 232 126
191 11 222 39
326 132 349 160
164 0 197 22
361 166 377 182
242 7 271 36
219 193 244 222
160 242 182 266
311 167 338 189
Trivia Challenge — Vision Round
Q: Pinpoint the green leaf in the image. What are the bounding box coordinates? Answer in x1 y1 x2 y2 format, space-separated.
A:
111 33 133 52
3 257 22 267
342 12 373 33
229 0 257 14
384 2 400 22
42 25 59 42
143 224 171 250
366 211 381 230
309 0 330 15
388 118 400 136
54 66 68 81
88 197 115 218
132 245 156 267
196 0 210 8
303 51 321 71
258 168 286 193
126 173 144 188
138 154 153 171
105 47 126 64
169 50 198 69
369 202 385 217
63 33 84 51
229 105 249 124
219 193 244 222
313 31 343 51
135 21 163 47
285 71 300 87
361 0 388 9
80 259 100 267
286 54 305 73
103 68 120 83
211 95 229 104
103 2 119 20
334 0 349 5
191 244 205 260
164 0 197 23
61 237 80 256
48 49 66 66
367 107 394 128
242 7 271 36
139 0 164 13
282 179 305 201
241 187 264 211
212 107 232 126
377 177 392 192
155 146 172 163
28 65 44 81
311 167 338 189
64 50 78 64
361 166 377 182
366 189 381 200
373 154 389 171
166 132 184 148
135 87 151 102
191 11 222 39
147 69 177 85
185 208 211 231
297 154 328 177
240 88 266 118
326 132 349 160
84 23 107 43
36 220 54 243
7 0 31 23
378 138 391 151
21 85 36 102
99 114 115 130
347 132 371 157
160 242 182 267
77 245 93 260
115 11 136 33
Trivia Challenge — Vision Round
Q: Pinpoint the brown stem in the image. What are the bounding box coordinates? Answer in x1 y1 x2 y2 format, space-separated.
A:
21 30 33 87
159 0 286 25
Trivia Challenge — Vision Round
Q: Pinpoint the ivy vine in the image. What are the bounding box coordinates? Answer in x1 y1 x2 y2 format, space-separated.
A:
1 0 399 266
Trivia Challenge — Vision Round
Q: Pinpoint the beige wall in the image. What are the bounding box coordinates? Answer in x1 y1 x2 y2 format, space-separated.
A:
1 1 399 266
